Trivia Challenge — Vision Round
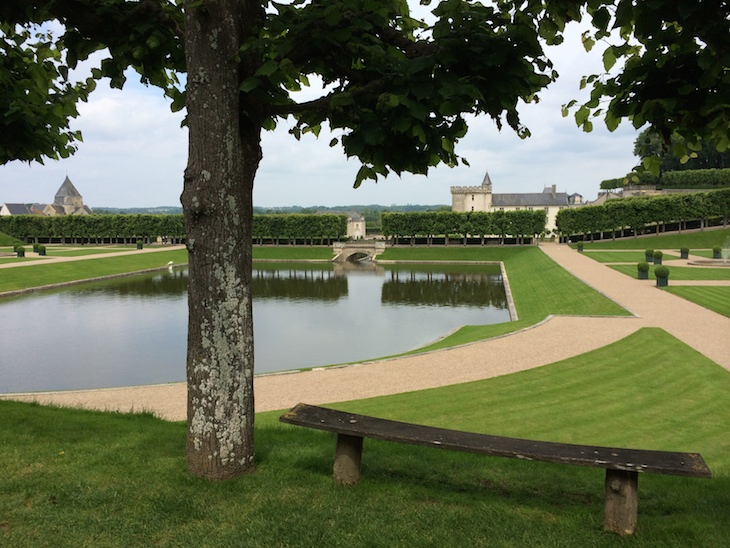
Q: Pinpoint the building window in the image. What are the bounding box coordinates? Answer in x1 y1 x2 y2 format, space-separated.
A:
471 194 474 201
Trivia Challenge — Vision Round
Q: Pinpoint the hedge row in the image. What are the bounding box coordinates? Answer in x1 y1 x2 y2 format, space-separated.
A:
600 168 730 190
381 210 547 244
662 169 730 188
556 188 730 239
0 213 349 244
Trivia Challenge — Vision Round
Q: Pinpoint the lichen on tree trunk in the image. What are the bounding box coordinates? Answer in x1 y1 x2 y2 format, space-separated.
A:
182 0 262 480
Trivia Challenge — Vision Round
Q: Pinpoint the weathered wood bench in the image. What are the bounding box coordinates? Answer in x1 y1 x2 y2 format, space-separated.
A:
280 403 712 536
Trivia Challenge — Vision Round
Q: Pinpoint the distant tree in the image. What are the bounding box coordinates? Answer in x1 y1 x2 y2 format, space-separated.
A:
634 128 730 173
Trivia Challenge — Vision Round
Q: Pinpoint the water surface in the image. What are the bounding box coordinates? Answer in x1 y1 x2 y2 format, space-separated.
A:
0 263 509 393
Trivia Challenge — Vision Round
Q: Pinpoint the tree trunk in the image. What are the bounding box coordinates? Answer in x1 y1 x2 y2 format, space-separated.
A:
182 0 262 480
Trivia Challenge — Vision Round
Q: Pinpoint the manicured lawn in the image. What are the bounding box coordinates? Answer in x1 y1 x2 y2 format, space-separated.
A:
665 286 730 318
2 328 727 546
253 245 335 260
45 246 139 257
610 264 730 281
582 251 658 263
574 227 730 251
0 249 190 293
379 246 629 353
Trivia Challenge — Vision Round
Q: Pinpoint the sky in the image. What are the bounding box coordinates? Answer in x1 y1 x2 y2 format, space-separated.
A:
0 9 642 210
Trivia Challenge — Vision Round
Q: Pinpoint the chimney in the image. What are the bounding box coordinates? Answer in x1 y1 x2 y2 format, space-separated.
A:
551 184 556 197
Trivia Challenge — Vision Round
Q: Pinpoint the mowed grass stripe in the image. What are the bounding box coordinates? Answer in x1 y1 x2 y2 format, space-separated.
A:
3 327 728 545
0 249 189 292
610 263 730 280
573 227 730 250
665 286 730 318
335 328 730 466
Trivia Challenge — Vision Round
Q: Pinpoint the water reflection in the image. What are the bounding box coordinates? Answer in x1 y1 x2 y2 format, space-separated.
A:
382 270 506 308
0 263 509 393
253 267 347 302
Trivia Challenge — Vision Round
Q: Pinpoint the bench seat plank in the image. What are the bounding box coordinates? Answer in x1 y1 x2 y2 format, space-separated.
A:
280 403 712 478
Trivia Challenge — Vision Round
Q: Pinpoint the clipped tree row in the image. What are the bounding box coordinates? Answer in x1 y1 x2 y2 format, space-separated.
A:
556 188 730 241
0 214 186 244
662 169 730 189
0 213 349 245
251 214 348 245
381 210 547 245
600 168 730 190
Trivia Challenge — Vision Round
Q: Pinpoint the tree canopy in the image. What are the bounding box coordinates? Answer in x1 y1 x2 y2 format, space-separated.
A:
2 0 728 480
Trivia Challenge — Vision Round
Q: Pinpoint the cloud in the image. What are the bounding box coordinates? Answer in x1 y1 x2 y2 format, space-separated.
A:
0 9 640 209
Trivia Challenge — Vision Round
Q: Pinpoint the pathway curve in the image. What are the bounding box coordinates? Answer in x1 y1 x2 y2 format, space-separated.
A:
2 243 728 420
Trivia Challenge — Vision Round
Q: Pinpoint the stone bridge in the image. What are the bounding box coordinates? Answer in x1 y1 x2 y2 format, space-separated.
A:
332 240 386 263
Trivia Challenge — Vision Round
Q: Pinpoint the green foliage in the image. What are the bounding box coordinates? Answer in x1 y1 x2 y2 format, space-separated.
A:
0 213 348 244
0 22 91 163
556 188 730 237
637 261 649 273
252 214 347 243
633 128 730 173
653 250 663 260
381 210 546 240
564 1 730 160
662 169 730 189
654 265 670 279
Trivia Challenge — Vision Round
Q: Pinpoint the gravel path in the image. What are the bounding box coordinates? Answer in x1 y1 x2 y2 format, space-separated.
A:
2 242 729 420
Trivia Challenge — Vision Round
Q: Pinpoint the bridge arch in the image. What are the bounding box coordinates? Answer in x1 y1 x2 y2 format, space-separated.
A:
332 241 386 263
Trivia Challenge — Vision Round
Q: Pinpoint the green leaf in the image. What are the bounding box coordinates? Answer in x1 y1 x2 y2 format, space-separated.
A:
240 78 260 93
354 165 376 188
602 47 617 72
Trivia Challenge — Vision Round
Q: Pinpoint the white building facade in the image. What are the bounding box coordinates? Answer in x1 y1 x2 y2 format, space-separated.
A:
450 171 582 234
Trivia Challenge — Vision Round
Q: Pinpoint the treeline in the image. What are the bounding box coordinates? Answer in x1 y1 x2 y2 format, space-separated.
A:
381 210 547 244
556 188 730 240
0 213 348 245
601 168 730 190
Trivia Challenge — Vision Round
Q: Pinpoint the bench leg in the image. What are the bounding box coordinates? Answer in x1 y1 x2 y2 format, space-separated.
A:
334 433 363 486
603 469 638 536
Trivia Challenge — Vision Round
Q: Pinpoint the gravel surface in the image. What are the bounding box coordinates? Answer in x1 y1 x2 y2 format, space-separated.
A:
2 242 728 420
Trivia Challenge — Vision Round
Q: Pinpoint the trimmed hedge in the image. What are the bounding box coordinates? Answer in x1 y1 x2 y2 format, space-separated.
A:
0 213 349 245
556 188 730 238
381 210 547 243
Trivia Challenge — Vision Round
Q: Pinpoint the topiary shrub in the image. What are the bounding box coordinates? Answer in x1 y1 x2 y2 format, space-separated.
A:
680 247 689 259
637 262 649 279
654 265 670 287
15 245 25 257
576 242 584 252
136 241 143 250
645 249 654 263
653 250 663 265
37 245 46 256
713 246 722 259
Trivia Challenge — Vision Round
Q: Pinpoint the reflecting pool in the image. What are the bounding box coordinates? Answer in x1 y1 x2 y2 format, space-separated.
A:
0 262 510 393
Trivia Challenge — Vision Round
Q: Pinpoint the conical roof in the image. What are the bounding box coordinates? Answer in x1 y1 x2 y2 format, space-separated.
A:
481 170 492 188
55 175 82 199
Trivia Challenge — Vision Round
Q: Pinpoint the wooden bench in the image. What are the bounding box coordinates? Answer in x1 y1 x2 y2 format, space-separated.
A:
280 403 712 536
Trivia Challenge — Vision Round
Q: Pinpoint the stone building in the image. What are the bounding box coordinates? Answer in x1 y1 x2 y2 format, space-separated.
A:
450 170 582 233
1 176 92 216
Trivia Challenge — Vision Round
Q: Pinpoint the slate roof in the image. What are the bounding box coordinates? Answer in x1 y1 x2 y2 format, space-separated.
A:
2 203 30 215
492 192 570 207
55 175 82 200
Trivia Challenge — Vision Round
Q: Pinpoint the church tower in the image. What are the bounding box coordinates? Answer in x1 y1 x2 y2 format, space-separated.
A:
450 170 493 212
54 176 85 213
